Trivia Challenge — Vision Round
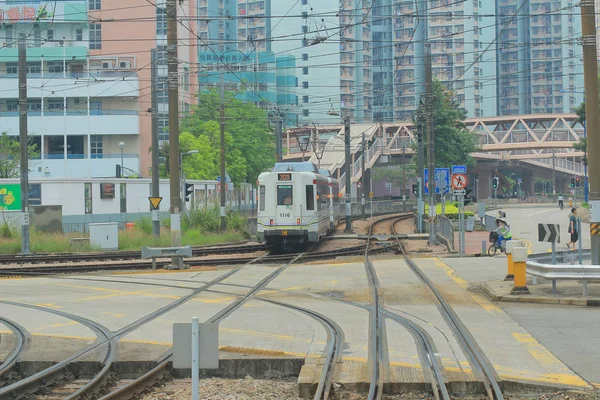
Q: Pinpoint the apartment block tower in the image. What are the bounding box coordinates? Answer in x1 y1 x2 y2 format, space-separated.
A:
0 0 198 179
496 0 583 115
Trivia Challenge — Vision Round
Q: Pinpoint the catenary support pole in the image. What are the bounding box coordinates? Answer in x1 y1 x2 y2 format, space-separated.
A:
581 0 600 264
344 116 352 232
150 48 160 238
18 35 30 255
219 62 227 232
166 0 182 268
361 131 366 218
417 128 424 233
275 117 283 163
425 44 436 245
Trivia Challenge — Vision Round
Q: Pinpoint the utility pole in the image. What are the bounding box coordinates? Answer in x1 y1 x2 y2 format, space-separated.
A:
166 0 182 268
581 0 600 264
584 121 589 203
275 116 283 162
18 35 30 255
150 48 160 238
219 61 227 231
344 115 352 232
361 131 366 218
425 44 436 246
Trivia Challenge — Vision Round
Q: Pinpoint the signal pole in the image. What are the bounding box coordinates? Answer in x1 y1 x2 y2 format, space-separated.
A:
581 0 600 264
361 131 366 218
18 35 30 255
219 62 227 231
166 0 182 268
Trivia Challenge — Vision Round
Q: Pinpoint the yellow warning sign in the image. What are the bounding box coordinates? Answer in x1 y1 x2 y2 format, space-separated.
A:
149 197 163 210
369 192 374 199
591 223 600 235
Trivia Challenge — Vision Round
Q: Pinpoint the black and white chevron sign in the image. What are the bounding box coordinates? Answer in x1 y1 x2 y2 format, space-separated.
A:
538 223 560 243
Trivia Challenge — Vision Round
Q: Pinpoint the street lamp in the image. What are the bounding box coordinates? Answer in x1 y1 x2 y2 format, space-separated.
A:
119 141 125 178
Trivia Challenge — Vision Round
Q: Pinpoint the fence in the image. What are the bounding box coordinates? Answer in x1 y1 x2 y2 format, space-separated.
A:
436 215 455 251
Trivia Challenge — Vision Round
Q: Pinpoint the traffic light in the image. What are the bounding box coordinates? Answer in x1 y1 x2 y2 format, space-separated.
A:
570 176 576 188
412 184 418 197
184 183 193 202
492 177 499 189
575 176 581 188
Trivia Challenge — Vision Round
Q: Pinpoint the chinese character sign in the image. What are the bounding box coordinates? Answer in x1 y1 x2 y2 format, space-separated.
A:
0 4 55 23
0 184 22 211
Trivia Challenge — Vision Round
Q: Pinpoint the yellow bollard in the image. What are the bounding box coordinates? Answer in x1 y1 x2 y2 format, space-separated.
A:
511 247 530 295
505 241 520 281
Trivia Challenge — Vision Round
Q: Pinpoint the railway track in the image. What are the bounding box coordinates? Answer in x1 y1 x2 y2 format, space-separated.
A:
0 246 346 399
0 244 373 277
390 217 504 400
0 317 28 383
0 243 267 266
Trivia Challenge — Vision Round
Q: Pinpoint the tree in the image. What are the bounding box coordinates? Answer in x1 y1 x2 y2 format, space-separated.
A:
0 132 39 178
414 79 480 168
182 90 275 186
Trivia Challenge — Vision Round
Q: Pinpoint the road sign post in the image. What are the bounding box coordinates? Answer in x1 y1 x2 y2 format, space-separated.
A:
538 223 560 292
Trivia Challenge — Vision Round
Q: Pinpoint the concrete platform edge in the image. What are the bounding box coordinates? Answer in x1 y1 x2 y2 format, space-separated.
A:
480 282 594 306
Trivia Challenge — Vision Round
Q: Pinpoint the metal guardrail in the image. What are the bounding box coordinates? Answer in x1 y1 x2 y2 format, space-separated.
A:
527 250 597 295
142 245 193 270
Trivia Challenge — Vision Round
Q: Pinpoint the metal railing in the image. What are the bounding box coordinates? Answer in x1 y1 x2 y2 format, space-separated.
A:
526 157 584 174
436 215 455 251
527 249 596 296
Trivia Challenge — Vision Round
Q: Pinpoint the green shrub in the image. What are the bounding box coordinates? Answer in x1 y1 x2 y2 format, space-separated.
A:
135 217 153 235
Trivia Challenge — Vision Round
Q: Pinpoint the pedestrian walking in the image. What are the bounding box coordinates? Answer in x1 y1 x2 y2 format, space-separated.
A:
566 208 578 250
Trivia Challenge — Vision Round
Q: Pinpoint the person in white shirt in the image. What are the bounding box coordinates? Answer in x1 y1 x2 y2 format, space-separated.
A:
557 194 564 210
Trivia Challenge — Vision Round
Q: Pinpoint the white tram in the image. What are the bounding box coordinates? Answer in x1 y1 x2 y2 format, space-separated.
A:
257 162 339 251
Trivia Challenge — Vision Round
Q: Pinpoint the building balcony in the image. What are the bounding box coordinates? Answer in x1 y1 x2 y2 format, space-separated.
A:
29 154 140 179
0 112 139 136
0 74 139 99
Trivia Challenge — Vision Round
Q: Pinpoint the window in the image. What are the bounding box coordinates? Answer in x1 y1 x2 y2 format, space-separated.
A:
158 115 169 141
5 25 13 48
183 67 190 91
157 78 168 103
90 135 103 158
27 63 41 74
90 24 101 50
48 99 64 110
76 28 83 42
302 53 308 61
89 0 101 10
302 25 308 34
47 29 54 41
157 8 167 35
301 11 308 19
301 0 307 4
29 184 42 206
48 62 64 73
302 38 308 47
305 185 314 210
120 183 126 213
277 185 293 205
33 24 41 47
302 81 309 89
303 95 309 103
84 183 92 214
303 109 309 116
7 101 17 112
302 67 308 75
6 63 17 74
28 100 41 112
259 186 265 211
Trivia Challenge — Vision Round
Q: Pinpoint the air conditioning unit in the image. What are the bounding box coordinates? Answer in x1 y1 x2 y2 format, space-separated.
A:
102 61 111 69
119 60 132 69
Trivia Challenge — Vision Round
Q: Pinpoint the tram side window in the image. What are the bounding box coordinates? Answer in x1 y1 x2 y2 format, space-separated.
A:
305 185 314 210
277 185 293 205
259 186 265 211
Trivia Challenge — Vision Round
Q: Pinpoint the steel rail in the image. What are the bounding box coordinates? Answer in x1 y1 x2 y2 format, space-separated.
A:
0 301 113 400
0 317 28 380
0 245 372 277
391 218 504 400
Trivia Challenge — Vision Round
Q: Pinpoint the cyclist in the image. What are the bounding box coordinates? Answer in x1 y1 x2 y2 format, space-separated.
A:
494 218 512 250
557 194 564 210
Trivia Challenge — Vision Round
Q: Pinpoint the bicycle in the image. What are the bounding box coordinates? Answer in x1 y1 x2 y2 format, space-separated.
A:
487 231 506 256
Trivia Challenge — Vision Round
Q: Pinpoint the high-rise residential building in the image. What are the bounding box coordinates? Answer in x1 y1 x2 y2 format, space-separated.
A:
197 0 297 121
0 0 198 179
496 0 583 115
373 0 496 122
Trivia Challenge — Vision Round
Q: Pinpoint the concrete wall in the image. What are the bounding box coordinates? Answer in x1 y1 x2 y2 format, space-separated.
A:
30 205 63 233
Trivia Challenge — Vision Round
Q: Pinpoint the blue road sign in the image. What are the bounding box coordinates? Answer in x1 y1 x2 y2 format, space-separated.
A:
217 176 221 182
452 165 467 174
424 168 450 195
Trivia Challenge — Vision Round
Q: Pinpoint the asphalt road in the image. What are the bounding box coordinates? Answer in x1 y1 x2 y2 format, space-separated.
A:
499 302 600 385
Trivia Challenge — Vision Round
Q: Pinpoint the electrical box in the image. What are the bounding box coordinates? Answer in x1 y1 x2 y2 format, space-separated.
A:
89 222 119 250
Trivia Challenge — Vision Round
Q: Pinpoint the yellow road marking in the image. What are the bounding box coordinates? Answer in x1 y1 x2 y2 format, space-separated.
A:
35 303 63 309
31 321 78 331
0 276 22 279
102 312 128 318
